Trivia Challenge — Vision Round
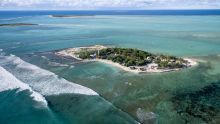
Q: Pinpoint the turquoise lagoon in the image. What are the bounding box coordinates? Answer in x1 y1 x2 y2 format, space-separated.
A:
0 12 220 124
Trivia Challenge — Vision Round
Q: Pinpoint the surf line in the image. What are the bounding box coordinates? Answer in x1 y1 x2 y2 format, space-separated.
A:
0 66 48 107
0 54 98 96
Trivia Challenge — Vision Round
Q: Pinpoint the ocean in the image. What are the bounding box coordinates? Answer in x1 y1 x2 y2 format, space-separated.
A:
0 10 220 124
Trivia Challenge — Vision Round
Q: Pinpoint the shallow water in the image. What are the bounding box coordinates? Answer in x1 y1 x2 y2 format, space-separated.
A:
0 12 220 124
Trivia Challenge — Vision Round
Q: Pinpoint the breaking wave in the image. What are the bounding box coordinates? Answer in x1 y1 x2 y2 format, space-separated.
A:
0 66 48 107
0 55 98 97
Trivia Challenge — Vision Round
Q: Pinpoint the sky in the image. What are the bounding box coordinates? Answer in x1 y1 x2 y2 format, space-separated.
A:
0 0 220 10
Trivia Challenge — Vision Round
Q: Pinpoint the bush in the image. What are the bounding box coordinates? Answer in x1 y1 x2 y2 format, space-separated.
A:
78 47 187 69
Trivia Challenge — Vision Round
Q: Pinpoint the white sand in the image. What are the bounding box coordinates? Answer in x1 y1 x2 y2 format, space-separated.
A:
55 50 82 60
95 59 141 73
183 58 198 67
56 45 198 74
56 45 107 61
95 59 197 73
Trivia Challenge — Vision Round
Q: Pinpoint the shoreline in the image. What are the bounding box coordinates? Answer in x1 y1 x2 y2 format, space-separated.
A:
0 23 38 27
55 46 198 73
89 58 197 73
49 15 95 18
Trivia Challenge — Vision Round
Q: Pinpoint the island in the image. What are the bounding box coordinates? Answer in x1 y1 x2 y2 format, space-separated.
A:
0 23 38 27
56 45 197 73
50 15 95 18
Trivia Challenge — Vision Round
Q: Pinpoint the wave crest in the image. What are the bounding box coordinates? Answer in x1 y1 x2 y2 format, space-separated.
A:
0 66 48 107
0 54 98 96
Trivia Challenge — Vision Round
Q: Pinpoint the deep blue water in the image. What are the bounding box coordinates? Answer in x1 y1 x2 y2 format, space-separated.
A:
0 10 220 124
1 10 220 18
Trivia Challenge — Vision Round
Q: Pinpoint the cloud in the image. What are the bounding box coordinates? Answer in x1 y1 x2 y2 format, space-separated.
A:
0 0 220 10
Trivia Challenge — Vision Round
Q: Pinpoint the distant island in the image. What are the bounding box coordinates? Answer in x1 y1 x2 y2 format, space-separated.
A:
56 45 197 73
50 15 95 18
0 23 38 27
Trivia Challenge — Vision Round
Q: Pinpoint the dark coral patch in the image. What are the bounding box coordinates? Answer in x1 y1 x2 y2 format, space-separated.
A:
172 83 220 123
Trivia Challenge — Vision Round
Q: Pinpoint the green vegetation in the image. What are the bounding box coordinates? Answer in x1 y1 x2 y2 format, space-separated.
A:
0 23 37 27
78 50 95 59
77 47 188 69
52 15 95 18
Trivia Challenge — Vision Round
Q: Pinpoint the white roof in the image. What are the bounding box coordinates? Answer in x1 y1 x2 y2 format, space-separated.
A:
148 63 158 66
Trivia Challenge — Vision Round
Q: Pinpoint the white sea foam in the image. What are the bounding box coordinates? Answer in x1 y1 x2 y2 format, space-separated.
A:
0 49 5 56
48 61 69 67
0 66 48 106
0 55 98 96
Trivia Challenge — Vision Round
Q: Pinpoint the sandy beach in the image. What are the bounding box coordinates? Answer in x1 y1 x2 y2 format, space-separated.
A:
183 58 198 66
55 50 83 61
49 15 95 19
55 45 198 74
95 58 198 73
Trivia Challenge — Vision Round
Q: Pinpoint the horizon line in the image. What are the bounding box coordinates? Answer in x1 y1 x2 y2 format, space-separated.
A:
1 9 220 11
